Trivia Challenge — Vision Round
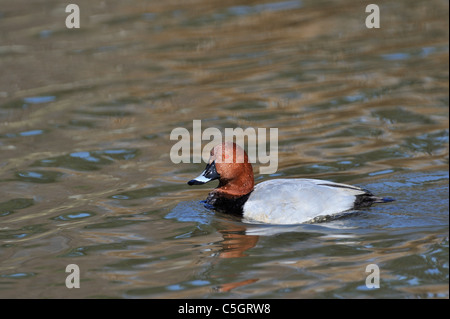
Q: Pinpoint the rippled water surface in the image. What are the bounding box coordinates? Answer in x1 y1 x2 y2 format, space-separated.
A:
0 0 448 298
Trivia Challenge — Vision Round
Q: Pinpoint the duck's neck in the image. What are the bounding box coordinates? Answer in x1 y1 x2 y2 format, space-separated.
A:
215 171 254 198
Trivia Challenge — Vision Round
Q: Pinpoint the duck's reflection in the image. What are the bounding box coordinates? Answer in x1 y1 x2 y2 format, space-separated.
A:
166 201 262 292
166 200 348 293
214 278 259 293
166 200 259 258
216 222 259 258
166 200 312 257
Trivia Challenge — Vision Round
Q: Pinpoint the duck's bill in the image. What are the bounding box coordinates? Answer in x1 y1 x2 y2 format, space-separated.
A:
187 174 212 185
187 161 220 185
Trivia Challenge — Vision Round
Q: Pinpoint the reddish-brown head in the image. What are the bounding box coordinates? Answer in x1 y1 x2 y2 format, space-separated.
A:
188 142 254 197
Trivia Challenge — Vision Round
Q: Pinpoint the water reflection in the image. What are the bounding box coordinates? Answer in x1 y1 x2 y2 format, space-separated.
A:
167 200 358 259
0 0 447 298
167 201 259 259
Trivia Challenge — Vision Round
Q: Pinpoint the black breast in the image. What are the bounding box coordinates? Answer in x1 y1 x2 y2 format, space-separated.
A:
205 192 252 215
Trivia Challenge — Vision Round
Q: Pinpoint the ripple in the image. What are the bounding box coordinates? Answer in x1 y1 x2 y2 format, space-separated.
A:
15 170 63 183
372 107 435 125
23 96 56 104
0 198 34 217
51 211 96 221
1 129 45 138
109 184 175 200
381 52 410 61
31 149 139 171
0 224 47 240
402 130 449 154
1 272 36 279
228 0 302 16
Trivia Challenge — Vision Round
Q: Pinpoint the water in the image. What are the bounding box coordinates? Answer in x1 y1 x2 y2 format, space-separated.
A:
0 0 448 298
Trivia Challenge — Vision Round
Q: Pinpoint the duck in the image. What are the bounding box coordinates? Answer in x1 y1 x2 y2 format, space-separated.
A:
187 142 393 224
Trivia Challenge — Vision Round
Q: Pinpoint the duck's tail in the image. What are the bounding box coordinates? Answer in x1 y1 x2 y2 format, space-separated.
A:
354 191 395 208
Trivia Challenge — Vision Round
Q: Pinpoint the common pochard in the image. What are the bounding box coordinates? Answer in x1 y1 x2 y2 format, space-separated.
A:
188 142 393 224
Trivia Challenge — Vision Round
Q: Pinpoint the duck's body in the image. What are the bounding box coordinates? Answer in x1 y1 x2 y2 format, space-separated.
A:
188 142 392 224
244 179 386 224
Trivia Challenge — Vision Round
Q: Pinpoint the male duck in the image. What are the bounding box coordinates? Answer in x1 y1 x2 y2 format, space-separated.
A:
188 142 392 224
